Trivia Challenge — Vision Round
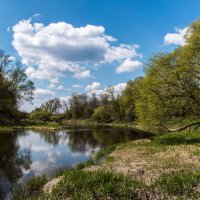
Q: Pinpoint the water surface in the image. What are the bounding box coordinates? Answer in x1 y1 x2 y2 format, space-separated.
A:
0 128 152 198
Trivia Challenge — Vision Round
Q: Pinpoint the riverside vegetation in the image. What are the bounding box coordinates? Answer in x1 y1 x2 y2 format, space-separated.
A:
1 18 200 199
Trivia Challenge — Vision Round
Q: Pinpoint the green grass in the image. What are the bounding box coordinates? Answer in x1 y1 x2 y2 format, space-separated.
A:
11 169 200 199
41 170 145 200
0 125 14 131
0 122 62 132
10 175 48 200
156 171 200 198
75 144 118 170
165 116 200 129
154 132 200 146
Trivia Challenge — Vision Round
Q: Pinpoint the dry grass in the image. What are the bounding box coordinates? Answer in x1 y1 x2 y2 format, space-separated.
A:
87 135 200 186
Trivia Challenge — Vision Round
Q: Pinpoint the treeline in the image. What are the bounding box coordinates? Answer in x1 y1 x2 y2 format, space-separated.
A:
31 19 200 129
0 50 35 124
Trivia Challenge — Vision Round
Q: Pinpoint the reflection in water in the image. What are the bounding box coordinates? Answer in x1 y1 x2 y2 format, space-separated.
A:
0 132 31 199
0 128 152 198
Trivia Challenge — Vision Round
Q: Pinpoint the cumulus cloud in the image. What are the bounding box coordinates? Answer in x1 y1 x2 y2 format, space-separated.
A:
85 82 101 91
164 27 188 46
34 88 55 96
73 70 91 79
113 83 127 93
87 89 105 97
116 59 143 73
12 18 141 84
105 44 141 62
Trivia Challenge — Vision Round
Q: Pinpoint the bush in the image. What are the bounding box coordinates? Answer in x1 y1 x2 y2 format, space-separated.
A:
29 111 51 121
92 106 111 122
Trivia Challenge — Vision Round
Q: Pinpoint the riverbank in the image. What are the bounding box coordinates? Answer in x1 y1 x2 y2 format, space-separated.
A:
62 116 200 132
62 119 145 131
0 122 62 132
11 130 200 199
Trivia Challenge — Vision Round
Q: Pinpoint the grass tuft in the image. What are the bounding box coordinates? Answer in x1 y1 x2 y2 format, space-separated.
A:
156 171 200 198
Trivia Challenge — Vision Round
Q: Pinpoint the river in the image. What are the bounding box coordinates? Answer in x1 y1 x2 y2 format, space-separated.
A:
0 128 152 199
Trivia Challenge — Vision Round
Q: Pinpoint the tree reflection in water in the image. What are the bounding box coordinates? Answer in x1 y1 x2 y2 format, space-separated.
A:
0 128 153 198
0 132 32 199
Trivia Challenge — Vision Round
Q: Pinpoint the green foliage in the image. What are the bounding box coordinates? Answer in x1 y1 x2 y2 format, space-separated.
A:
29 110 51 121
134 20 200 129
0 50 34 124
92 106 111 122
119 77 144 121
41 98 62 114
49 114 66 122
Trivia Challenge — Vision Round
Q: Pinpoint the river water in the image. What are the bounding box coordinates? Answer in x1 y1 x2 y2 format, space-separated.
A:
0 128 152 199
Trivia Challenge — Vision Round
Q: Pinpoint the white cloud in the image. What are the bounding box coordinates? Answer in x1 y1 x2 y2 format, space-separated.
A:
164 27 188 46
105 44 141 62
59 96 71 103
85 82 101 91
113 83 127 94
116 59 143 73
72 84 83 88
34 88 55 96
73 70 91 79
12 18 141 84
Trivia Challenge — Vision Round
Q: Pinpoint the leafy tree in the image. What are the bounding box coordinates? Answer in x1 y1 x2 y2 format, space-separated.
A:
135 19 200 129
41 98 62 114
119 77 144 121
29 109 51 121
106 86 122 120
0 50 35 123
92 106 111 122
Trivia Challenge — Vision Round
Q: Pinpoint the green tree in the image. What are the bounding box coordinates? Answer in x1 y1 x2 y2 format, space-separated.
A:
41 98 62 114
92 106 111 122
0 50 35 123
135 19 200 129
120 77 144 121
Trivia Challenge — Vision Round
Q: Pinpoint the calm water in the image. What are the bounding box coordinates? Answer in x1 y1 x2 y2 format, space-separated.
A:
0 128 152 198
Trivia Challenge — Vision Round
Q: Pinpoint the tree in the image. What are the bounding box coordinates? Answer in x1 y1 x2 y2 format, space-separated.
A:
0 50 35 123
106 86 122 120
41 98 62 114
119 77 144 121
92 106 111 122
135 29 200 129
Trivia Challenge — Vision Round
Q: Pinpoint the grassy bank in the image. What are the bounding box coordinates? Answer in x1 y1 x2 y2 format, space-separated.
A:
0 122 62 132
11 131 200 199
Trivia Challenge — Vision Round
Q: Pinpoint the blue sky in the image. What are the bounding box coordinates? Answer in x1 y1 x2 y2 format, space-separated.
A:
0 0 200 111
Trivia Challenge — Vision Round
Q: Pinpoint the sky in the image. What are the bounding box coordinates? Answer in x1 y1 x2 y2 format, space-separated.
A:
0 0 200 111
